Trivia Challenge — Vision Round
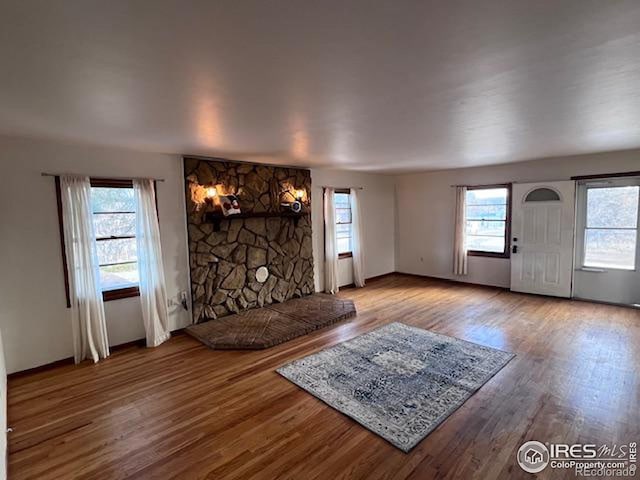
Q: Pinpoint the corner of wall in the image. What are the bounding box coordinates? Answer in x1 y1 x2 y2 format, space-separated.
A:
0 327 7 480
392 176 400 273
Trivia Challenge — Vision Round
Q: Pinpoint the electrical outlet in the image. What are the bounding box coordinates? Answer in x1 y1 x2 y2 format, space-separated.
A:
180 291 189 311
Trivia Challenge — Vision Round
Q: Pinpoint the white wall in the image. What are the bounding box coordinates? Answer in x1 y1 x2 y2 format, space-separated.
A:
0 135 191 374
0 136 397 373
311 169 396 291
395 149 640 288
5 132 633 374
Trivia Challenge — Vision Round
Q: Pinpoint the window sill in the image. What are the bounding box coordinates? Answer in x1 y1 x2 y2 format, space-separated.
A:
467 250 510 259
338 252 353 259
578 266 636 273
102 286 140 302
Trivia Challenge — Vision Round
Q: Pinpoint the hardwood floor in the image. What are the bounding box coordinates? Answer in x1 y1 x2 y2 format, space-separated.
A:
7 274 640 479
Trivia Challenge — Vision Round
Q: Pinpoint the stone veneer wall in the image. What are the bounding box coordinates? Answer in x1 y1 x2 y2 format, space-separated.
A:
184 157 314 322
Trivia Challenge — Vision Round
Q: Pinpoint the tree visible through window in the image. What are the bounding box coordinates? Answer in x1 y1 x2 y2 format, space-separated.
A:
91 183 139 291
335 191 352 257
465 186 510 256
583 186 639 270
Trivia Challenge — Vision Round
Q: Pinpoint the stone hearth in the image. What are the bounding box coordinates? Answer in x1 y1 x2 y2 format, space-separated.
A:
185 294 357 349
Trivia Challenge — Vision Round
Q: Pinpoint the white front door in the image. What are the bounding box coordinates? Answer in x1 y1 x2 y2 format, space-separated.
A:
510 181 576 297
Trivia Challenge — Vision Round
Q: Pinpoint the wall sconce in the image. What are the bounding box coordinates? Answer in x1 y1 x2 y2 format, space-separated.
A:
295 189 304 201
205 186 217 203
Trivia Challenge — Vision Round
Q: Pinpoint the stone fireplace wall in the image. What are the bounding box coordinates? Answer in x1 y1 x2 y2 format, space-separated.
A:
184 157 314 322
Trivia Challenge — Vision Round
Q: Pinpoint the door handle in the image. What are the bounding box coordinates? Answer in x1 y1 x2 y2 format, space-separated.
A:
512 245 518 254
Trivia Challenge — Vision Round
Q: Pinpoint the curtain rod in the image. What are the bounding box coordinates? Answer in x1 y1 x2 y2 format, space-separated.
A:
41 173 165 182
320 186 364 190
450 183 510 188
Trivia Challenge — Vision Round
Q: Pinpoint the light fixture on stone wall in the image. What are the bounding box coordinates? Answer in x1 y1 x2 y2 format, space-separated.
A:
205 186 217 202
295 189 304 201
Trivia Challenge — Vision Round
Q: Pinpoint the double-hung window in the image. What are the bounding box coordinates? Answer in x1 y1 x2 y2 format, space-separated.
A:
91 179 140 297
56 178 140 304
465 185 510 257
335 190 352 258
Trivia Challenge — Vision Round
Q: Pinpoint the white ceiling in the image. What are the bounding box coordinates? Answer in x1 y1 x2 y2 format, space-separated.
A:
1 1 640 172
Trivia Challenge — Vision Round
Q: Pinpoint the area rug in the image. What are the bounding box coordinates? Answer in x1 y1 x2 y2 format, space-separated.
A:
277 322 515 452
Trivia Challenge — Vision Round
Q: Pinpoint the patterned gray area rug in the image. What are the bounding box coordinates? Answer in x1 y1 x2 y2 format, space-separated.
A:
277 322 515 452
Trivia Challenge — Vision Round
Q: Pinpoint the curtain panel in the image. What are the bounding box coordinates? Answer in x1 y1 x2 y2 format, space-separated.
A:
133 179 171 347
350 188 365 287
323 187 339 294
453 186 468 275
60 175 110 363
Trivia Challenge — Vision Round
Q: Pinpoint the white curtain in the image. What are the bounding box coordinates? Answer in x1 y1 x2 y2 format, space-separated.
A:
60 175 110 364
323 187 339 294
134 179 171 347
350 188 365 287
453 186 468 275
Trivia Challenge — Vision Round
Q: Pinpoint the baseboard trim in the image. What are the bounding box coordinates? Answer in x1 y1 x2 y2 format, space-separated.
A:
337 271 397 289
8 356 75 379
394 272 510 290
8 330 186 379
338 271 509 291
366 272 398 282
572 296 639 310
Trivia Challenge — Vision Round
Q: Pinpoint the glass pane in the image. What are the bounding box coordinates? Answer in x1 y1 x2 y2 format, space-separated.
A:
466 205 506 221
466 188 508 206
334 193 350 207
93 213 136 238
525 188 560 202
91 187 135 213
335 207 352 224
337 237 351 254
584 229 637 269
466 235 505 253
586 186 639 228
336 223 351 239
96 238 137 265
466 220 506 237
99 263 139 291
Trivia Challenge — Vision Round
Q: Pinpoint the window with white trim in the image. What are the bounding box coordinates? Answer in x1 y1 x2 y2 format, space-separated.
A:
583 185 639 270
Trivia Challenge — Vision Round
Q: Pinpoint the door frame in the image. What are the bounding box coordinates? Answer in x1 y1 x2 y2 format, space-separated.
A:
572 176 640 306
574 177 640 273
510 180 577 298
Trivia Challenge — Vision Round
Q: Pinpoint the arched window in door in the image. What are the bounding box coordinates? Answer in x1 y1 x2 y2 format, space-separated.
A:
524 187 561 202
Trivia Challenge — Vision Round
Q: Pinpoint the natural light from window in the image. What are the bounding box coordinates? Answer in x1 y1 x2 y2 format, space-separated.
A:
584 186 639 270
91 187 139 290
465 187 508 254
335 192 352 255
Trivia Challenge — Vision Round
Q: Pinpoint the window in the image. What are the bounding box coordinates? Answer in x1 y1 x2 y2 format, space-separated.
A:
465 185 510 257
335 190 352 258
524 187 561 202
583 186 639 270
56 178 140 305
91 180 140 295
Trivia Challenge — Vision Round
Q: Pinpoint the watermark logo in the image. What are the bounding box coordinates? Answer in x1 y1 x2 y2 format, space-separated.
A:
517 441 550 473
517 440 637 477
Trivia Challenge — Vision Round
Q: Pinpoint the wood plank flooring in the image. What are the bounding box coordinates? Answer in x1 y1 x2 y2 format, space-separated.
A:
7 274 640 479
